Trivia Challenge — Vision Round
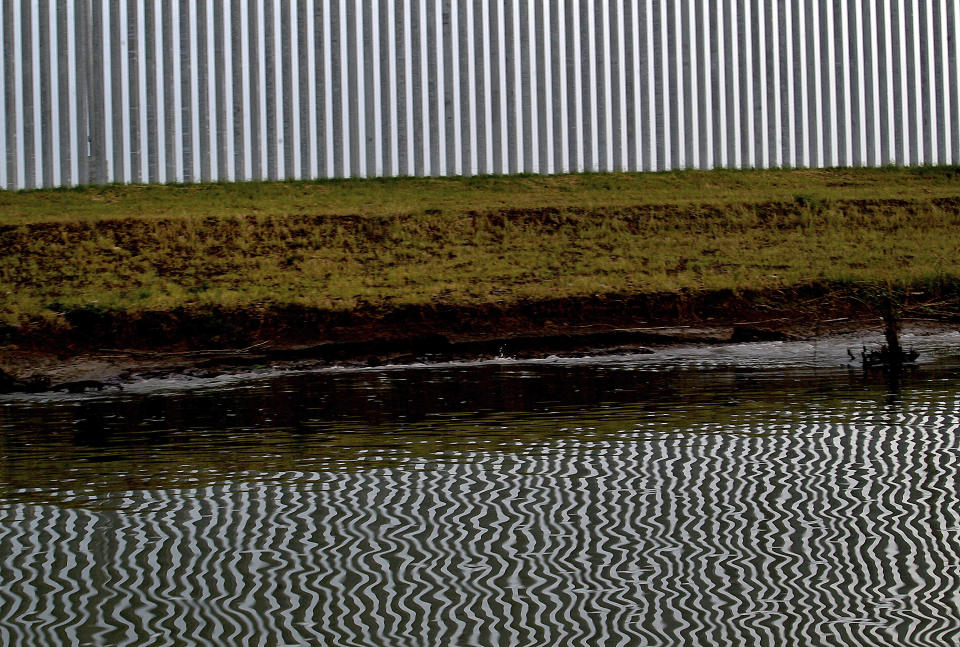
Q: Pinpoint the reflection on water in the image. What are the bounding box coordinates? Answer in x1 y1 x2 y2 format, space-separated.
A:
1 341 960 646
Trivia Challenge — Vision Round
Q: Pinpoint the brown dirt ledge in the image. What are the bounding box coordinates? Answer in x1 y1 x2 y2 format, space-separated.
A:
2 283 959 390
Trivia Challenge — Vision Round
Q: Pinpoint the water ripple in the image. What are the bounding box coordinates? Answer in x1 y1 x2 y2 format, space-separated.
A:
2 361 960 646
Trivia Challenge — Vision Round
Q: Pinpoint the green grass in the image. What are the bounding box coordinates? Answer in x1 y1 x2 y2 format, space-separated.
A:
2 166 960 330
3 165 960 226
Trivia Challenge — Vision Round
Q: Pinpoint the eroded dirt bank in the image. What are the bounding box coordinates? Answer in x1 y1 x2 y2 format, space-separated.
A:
2 284 958 391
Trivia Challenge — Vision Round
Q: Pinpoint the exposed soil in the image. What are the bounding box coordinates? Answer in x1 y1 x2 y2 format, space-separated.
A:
2 284 958 392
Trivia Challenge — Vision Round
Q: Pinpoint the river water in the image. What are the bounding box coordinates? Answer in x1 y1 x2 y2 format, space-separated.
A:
2 332 960 647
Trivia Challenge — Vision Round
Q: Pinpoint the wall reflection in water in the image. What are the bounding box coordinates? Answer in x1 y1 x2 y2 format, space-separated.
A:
1 359 959 646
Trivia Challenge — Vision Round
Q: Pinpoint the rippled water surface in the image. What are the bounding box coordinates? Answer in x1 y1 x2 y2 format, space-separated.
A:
2 335 960 646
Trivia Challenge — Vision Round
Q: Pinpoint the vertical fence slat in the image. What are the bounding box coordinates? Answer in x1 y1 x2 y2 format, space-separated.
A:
925 0 937 164
938 0 951 164
148 0 161 182
77 0 91 184
697 0 710 169
256 0 268 179
369 0 381 176
49 0 62 188
13 0 25 188
115 0 129 183
143 0 153 181
134 0 146 182
686 1 698 169
321 0 333 177
742 0 754 168
866 0 879 166
387 0 399 176
335 0 347 176
545 0 556 172
786 0 797 166
597 0 608 170
526 0 537 172
466 1 475 172
187 0 200 182
620 0 629 169
505 0 518 174
431 0 443 175
218 0 230 181
278 0 289 180
797 0 809 167
567 0 578 169
449 0 461 175
0 0 7 189
881 0 893 164
414 0 426 175
305 0 317 178
38 0 51 186
491 3 517 173
238 0 249 179
628 0 640 170
953 0 960 164
672 0 684 169
28 0 40 188
840 0 852 165
896 0 908 164
286 0 298 179
269 0 281 180
197 0 209 181
952 0 960 164
99 0 112 183
656 0 667 169
166 0 179 182
911 0 924 164
475 0 488 173
588 0 599 170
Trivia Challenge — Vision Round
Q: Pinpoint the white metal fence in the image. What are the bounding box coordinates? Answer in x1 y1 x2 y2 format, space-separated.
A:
2 1 959 190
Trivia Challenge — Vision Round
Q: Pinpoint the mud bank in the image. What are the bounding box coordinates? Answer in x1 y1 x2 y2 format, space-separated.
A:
2 285 958 391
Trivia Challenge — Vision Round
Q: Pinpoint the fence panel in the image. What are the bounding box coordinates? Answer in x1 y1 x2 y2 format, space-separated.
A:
2 0 959 189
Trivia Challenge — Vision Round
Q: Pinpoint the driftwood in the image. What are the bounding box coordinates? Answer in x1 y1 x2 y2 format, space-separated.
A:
849 292 919 369
0 369 51 394
0 369 124 394
858 345 919 369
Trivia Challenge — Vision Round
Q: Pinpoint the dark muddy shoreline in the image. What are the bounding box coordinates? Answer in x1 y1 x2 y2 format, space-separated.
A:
2 285 958 392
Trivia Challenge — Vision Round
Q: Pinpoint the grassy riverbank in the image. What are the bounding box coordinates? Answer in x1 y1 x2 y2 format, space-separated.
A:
2 166 960 349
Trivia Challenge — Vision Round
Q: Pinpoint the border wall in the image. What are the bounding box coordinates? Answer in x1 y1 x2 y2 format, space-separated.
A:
2 0 959 190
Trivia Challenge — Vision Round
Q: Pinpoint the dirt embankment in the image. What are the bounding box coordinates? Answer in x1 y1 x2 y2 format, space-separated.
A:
4 171 960 390
2 283 958 392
